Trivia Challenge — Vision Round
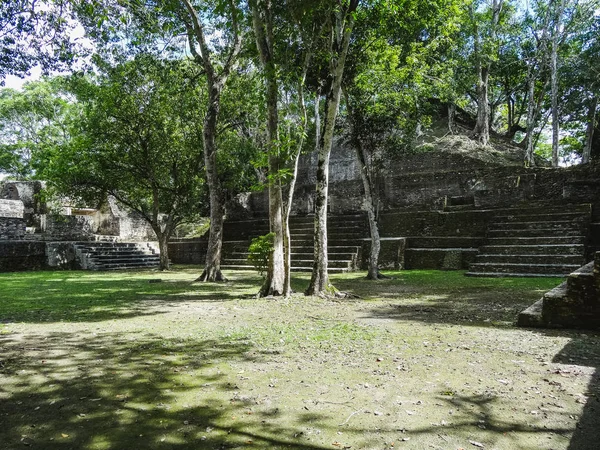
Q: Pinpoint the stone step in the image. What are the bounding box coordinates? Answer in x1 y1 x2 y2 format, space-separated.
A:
444 204 476 211
290 266 351 273
488 220 587 231
487 228 583 238
493 212 589 223
566 261 597 305
290 252 356 260
467 262 579 276
492 204 592 216
290 245 360 253
479 244 585 256
90 256 160 264
223 258 354 269
290 224 365 232
487 236 586 245
466 271 567 278
474 254 585 265
290 232 364 239
219 263 351 273
94 261 160 270
228 251 357 260
92 252 158 260
406 236 484 248
405 248 479 270
83 248 157 254
517 282 569 327
79 243 141 249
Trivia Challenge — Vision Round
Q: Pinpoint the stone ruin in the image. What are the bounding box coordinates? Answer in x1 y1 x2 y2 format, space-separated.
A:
169 136 600 328
2 135 600 328
0 181 160 271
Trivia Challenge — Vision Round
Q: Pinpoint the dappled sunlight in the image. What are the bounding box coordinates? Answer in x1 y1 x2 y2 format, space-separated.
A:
1 269 598 449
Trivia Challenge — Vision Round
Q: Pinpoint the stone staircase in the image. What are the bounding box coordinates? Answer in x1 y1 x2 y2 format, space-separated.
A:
74 242 161 270
466 204 592 277
404 236 483 270
518 252 600 329
220 214 367 272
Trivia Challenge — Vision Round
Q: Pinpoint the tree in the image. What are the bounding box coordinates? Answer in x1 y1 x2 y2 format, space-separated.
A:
250 0 285 296
178 0 244 282
549 0 566 167
342 0 463 280
470 0 505 146
0 78 75 178
305 0 359 296
71 0 245 281
46 56 206 270
0 0 80 82
250 0 318 297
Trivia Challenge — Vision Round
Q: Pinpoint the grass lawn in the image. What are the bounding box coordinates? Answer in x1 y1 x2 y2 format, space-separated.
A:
0 267 598 450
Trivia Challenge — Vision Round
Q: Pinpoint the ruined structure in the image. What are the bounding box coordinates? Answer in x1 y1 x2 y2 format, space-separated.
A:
2 135 599 328
0 181 160 271
519 252 600 329
171 136 600 278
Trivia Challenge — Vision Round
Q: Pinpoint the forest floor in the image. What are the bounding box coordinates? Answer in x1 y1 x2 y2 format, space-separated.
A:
0 268 599 450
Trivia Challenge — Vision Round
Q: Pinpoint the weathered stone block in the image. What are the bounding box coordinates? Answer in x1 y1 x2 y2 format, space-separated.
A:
360 237 406 270
46 242 81 269
0 241 46 271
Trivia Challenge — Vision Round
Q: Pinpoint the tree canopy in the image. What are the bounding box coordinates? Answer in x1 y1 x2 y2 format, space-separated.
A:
0 0 599 289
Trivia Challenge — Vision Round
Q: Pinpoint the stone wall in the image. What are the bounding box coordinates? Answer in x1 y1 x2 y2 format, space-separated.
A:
168 240 207 264
0 241 46 271
0 181 45 227
42 215 96 241
46 242 80 269
0 218 26 240
0 199 24 218
236 144 600 218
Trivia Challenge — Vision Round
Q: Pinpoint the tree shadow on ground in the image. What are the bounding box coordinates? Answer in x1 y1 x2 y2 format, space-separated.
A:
348 272 600 449
0 331 330 450
551 336 600 450
0 270 264 324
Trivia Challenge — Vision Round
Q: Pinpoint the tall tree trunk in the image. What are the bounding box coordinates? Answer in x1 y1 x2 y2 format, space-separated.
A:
282 151 300 296
306 0 358 296
472 0 503 146
524 2 552 166
282 83 309 296
356 141 380 280
592 119 600 162
156 229 171 271
474 65 491 145
550 0 566 168
448 103 456 134
583 96 598 164
197 87 227 282
344 89 382 280
181 0 242 282
251 0 285 296
524 75 537 167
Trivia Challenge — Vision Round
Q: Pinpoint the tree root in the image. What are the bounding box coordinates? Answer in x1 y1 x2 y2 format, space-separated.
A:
195 267 228 282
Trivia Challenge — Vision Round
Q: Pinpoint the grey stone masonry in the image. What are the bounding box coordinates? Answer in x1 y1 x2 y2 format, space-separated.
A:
0 218 26 240
0 199 24 218
518 252 600 329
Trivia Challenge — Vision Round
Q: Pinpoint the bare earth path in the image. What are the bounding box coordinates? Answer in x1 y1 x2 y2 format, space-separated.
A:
0 269 598 449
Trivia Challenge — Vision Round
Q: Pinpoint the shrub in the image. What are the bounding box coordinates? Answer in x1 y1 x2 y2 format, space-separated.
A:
247 233 274 277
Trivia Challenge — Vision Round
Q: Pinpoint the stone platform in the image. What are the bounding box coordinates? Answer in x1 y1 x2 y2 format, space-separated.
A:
518 252 600 329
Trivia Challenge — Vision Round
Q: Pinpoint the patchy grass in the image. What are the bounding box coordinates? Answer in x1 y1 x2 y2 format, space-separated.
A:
0 268 599 450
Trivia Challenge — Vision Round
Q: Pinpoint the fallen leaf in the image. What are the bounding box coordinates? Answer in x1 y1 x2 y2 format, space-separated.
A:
469 440 484 448
61 434 69 438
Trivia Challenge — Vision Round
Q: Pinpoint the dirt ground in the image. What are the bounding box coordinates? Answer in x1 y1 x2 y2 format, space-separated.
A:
0 269 599 450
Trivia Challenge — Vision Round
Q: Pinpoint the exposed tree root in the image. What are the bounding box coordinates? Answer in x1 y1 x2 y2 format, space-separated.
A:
365 270 393 280
195 267 227 282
